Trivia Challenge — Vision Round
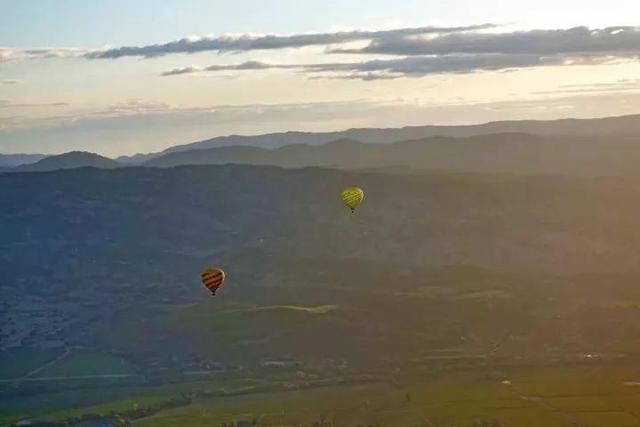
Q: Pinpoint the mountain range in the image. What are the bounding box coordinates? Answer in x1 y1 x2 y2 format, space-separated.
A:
2 114 640 177
0 153 47 167
116 113 640 163
7 151 119 173
143 133 640 176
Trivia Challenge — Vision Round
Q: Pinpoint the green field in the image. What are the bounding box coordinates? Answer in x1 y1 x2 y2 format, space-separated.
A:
0 348 64 378
130 367 640 427
2 365 635 427
32 350 137 378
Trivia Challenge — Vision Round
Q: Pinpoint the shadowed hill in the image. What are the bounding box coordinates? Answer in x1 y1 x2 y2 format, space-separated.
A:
4 165 640 419
0 153 47 167
8 151 120 172
145 133 640 176
117 114 640 163
4 164 638 282
3 165 640 359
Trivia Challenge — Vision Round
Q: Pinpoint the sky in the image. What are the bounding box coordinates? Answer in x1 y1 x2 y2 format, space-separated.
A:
1 0 639 157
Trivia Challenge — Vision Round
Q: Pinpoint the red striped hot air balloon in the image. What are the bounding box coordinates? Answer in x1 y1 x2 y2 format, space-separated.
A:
200 267 225 296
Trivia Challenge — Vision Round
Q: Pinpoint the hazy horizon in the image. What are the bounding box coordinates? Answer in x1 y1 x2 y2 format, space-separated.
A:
2 0 640 156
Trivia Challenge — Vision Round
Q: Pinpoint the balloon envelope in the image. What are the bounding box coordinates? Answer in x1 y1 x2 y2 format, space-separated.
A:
341 187 364 213
201 267 225 295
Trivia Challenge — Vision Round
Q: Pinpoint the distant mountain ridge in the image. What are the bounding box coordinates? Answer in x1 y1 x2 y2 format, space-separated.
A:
4 114 640 174
8 151 120 173
144 133 640 176
0 153 47 167
118 114 640 164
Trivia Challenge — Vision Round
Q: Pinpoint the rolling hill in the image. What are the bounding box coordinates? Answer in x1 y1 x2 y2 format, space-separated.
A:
4 164 640 423
116 114 640 164
0 153 48 167
145 133 640 176
7 151 120 172
3 165 640 359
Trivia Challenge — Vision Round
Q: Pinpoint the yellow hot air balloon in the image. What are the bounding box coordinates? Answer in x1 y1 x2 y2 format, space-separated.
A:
341 186 364 213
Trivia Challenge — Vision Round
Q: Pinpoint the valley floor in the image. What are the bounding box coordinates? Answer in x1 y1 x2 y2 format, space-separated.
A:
4 362 640 427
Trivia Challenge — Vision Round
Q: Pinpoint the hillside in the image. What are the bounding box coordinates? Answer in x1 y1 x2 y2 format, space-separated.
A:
0 153 47 167
3 165 640 355
145 133 640 176
8 151 120 172
3 165 640 423
116 114 640 164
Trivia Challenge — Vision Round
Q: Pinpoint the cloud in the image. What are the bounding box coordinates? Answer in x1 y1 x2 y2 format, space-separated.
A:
304 54 590 78
87 24 496 59
0 99 68 109
0 99 385 154
309 72 401 81
6 25 639 80
1 79 21 85
91 25 640 77
161 60 299 76
0 98 378 134
0 47 91 63
96 99 172 115
161 53 619 80
331 26 640 57
533 78 640 95
157 26 640 81
4 92 640 157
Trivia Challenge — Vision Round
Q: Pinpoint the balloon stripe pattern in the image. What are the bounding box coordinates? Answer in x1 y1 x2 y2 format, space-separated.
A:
341 187 364 213
201 267 225 295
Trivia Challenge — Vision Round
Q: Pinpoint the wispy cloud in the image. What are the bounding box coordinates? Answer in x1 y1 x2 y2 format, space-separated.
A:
161 60 300 76
1 79 21 85
0 99 68 109
161 53 621 80
3 92 640 157
86 24 496 59
533 78 640 95
157 25 640 80
331 26 640 57
95 99 172 115
0 47 92 63
86 25 640 72
0 98 375 133
0 99 384 154
6 25 639 81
